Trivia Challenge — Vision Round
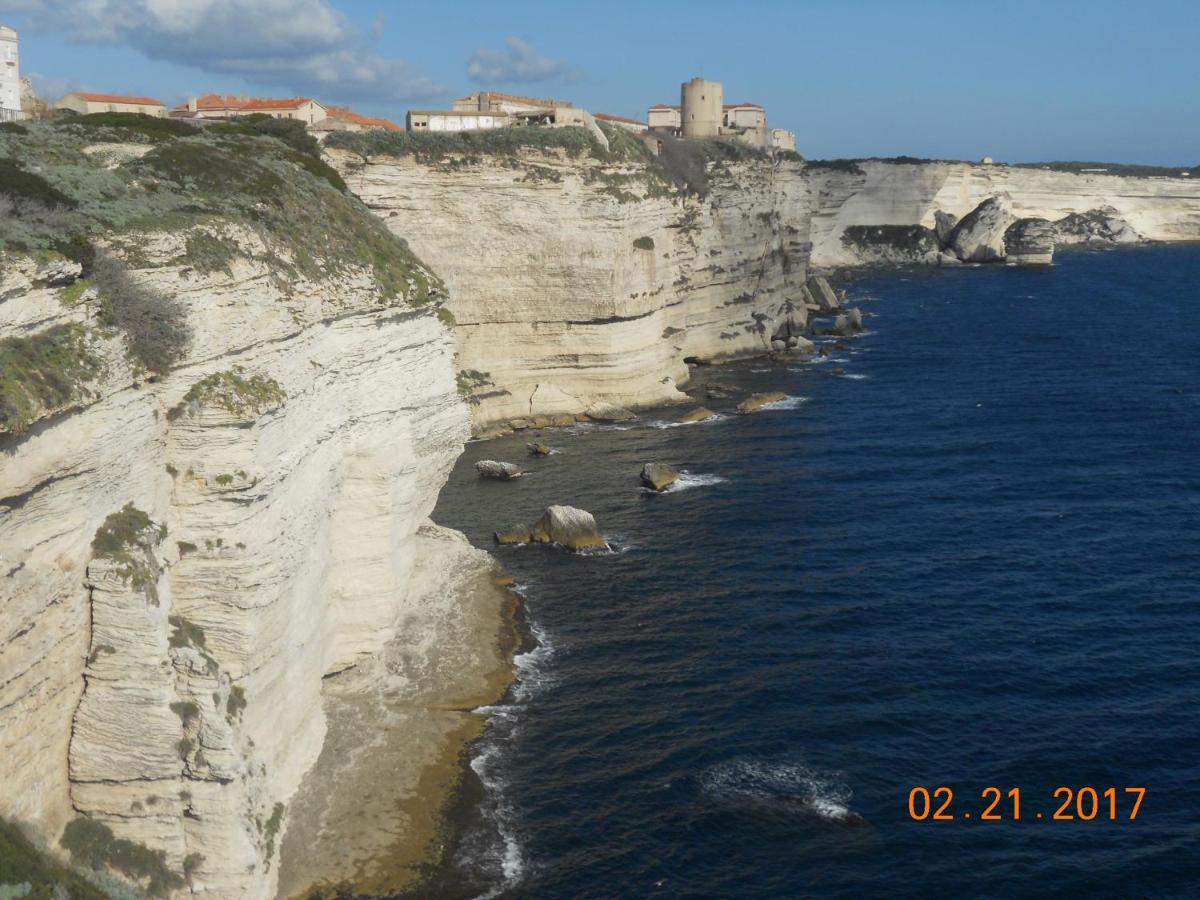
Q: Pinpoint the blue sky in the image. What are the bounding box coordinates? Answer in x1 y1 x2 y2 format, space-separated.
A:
4 0 1198 164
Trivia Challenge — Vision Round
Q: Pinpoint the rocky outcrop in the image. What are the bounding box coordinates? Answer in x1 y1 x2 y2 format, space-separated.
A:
640 463 680 492
530 506 607 551
806 276 841 312
934 210 958 245
840 224 942 265
947 197 1014 262
475 460 523 480
527 441 553 457
585 402 636 423
679 407 715 422
1004 218 1057 265
738 392 788 413
1054 206 1140 245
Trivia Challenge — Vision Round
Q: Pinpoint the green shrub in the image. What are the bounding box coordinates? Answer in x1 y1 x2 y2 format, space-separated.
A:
633 236 655 250
56 112 197 143
0 121 29 135
182 230 239 274
0 816 109 899
0 323 102 435
179 369 286 418
436 306 456 327
91 252 190 375
261 802 285 862
61 817 183 896
327 124 605 164
208 115 321 159
91 503 165 600
805 158 866 175
132 140 284 199
0 156 77 208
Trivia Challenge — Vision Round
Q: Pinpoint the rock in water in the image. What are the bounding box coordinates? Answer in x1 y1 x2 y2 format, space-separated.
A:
806 276 841 311
738 391 788 413
494 525 533 544
828 307 864 336
527 441 553 457
938 252 962 266
947 197 1014 262
679 407 715 423
934 209 959 246
475 460 523 480
585 402 635 422
640 463 680 492
1004 218 1056 265
1054 207 1140 245
529 505 606 551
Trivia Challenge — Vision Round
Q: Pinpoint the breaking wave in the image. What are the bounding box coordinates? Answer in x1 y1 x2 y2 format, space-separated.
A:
701 757 859 825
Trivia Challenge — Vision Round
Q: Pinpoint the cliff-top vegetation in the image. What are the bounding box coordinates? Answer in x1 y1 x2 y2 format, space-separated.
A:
0 115 439 304
328 122 787 198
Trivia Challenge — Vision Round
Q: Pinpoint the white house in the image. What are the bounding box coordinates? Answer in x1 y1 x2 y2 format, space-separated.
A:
171 95 327 124
1 25 21 120
594 112 647 133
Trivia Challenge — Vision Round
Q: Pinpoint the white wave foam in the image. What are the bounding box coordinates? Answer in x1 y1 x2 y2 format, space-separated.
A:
759 395 809 411
701 757 857 823
840 373 869 380
645 412 731 429
662 471 727 492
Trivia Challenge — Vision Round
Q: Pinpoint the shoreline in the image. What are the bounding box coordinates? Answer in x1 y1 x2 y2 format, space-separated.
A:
275 524 522 899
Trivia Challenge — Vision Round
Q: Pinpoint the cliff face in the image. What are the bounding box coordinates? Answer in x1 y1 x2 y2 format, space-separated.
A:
1 219 466 896
332 140 1199 434
807 160 1200 266
329 147 812 432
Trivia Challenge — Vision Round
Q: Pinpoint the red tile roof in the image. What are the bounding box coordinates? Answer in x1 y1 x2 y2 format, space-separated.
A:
69 92 165 106
324 105 401 132
172 94 321 112
595 112 647 126
648 104 680 111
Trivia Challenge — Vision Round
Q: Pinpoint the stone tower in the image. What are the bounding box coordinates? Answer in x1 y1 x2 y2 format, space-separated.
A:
0 25 20 118
680 76 722 138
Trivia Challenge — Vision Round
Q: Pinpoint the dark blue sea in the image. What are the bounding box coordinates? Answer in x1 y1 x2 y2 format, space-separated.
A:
431 244 1200 899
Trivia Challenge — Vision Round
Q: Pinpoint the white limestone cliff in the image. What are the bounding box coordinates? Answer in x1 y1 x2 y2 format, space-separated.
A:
328 147 813 434
0 229 470 897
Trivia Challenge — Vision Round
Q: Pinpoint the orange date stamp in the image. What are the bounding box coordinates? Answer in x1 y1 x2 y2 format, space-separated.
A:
907 786 1145 822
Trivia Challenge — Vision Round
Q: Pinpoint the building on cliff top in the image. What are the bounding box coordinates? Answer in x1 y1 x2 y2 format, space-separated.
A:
1 25 23 120
170 94 327 124
55 91 166 117
310 105 401 133
407 89 611 149
648 77 796 152
594 112 648 133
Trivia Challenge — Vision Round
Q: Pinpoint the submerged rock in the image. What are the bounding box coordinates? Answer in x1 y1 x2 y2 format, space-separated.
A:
475 460 523 480
679 407 715 423
738 391 788 413
947 197 1013 262
527 441 553 457
1004 217 1056 265
585 402 635 422
494 525 533 545
529 505 606 551
704 385 733 400
640 463 680 492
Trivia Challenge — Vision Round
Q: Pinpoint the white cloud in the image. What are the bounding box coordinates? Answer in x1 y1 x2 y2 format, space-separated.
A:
9 0 444 102
467 37 576 85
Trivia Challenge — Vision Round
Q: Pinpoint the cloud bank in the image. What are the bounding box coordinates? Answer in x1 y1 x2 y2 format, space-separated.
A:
8 0 444 102
467 37 576 85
